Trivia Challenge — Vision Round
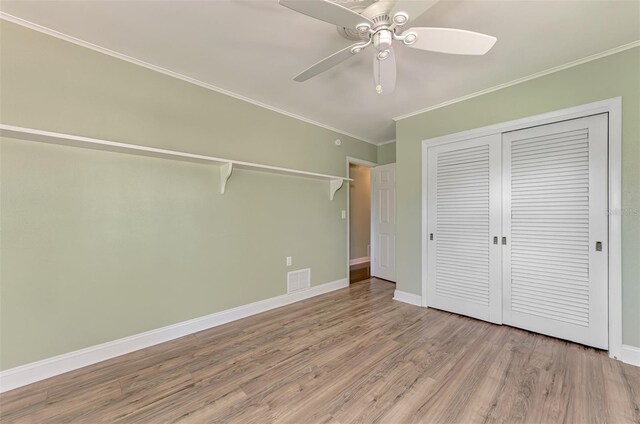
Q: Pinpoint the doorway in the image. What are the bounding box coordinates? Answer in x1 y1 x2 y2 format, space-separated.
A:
346 157 378 284
348 161 372 284
346 157 397 285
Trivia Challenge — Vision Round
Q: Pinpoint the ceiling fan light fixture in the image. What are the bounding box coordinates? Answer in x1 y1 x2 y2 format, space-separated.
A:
350 39 371 55
377 49 390 60
393 12 408 25
356 23 371 32
402 32 418 45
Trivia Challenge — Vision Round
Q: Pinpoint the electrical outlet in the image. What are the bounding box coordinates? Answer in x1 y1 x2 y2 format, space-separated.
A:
286 256 292 267
341 210 346 219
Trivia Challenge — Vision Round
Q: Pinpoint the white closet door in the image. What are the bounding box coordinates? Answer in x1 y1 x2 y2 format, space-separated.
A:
371 163 396 282
502 114 608 349
427 135 502 323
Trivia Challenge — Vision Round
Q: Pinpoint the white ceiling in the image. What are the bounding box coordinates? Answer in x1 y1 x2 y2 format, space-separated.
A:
2 0 639 144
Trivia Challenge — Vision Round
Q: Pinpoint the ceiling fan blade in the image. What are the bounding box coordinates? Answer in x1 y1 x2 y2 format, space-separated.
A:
389 0 440 24
294 42 368 82
373 47 396 95
279 0 373 29
404 27 497 55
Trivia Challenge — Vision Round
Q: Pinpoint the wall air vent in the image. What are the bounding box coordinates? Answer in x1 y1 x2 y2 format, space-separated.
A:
287 268 311 293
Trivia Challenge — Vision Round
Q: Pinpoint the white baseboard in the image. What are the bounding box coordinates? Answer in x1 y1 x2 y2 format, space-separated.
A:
349 257 370 266
393 290 422 307
619 344 640 367
0 278 348 393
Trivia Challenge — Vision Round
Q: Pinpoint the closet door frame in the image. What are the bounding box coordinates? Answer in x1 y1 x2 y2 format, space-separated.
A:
421 97 622 360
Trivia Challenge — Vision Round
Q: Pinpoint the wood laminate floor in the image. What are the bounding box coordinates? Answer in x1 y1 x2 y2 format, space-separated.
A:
1 279 639 423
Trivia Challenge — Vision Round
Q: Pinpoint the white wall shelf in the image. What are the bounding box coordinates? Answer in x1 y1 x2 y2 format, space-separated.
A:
0 124 351 199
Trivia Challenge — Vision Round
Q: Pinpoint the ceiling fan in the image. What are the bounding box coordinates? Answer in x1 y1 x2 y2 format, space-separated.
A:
279 0 497 94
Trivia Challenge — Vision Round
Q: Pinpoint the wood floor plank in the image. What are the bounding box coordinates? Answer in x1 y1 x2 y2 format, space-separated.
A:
1 278 638 423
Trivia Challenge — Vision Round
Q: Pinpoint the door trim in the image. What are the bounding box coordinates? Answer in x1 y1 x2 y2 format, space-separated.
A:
421 97 622 360
346 157 377 282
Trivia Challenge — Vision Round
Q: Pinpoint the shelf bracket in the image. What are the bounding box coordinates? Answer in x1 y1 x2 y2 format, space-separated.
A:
220 162 233 194
329 179 344 200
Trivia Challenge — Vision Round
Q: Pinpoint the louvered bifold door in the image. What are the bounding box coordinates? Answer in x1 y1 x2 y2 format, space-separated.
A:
427 135 502 323
502 114 608 349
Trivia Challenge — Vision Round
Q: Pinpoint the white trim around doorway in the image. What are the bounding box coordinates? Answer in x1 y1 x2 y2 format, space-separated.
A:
346 157 377 281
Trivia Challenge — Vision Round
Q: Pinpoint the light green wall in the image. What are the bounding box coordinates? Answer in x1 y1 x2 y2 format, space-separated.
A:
349 164 370 259
396 47 640 348
377 142 396 165
0 21 377 370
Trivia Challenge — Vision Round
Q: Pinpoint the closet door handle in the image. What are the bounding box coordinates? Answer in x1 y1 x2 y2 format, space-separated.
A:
429 233 434 241
493 236 498 245
502 236 507 245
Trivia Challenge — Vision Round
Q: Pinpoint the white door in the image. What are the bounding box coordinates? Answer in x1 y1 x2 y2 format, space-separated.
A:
371 163 396 281
426 135 503 323
502 114 608 349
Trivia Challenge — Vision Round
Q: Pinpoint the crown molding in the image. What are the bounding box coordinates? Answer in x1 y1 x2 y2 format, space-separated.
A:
393 40 640 121
377 139 396 146
0 12 380 146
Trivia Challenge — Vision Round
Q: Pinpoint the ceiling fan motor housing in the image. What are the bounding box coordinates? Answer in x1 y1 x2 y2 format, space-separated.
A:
336 0 394 40
373 29 393 52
